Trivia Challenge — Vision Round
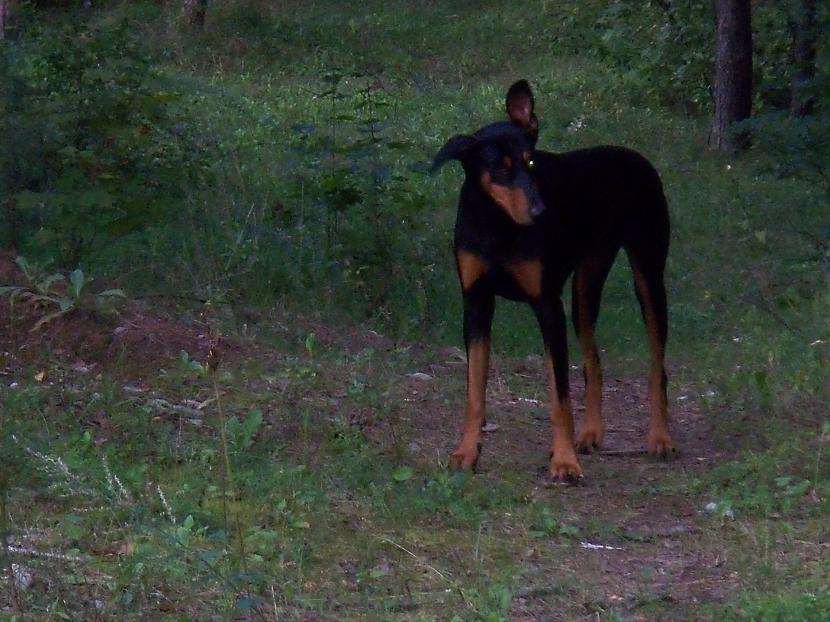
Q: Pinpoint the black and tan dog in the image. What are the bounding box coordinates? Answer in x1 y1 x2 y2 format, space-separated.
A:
432 80 674 481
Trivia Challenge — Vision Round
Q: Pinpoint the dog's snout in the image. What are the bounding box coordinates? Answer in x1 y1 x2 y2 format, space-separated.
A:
530 196 546 218
526 185 546 219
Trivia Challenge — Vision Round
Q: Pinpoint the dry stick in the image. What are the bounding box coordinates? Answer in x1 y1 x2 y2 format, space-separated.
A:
380 537 472 609
380 537 448 580
213 375 249 562
210 363 255 614
597 449 650 457
814 425 826 502
6 546 85 562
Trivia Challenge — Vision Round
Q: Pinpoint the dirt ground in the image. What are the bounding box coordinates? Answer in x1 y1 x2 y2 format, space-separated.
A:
0 251 737 620
393 347 735 620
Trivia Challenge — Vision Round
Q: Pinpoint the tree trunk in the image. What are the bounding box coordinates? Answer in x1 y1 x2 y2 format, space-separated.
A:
183 0 207 29
710 0 752 151
0 0 12 40
790 0 817 117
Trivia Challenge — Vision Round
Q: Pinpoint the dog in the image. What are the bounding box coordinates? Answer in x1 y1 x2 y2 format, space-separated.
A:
431 80 675 481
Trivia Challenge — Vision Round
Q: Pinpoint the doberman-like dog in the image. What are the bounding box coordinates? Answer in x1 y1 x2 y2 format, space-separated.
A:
432 80 674 482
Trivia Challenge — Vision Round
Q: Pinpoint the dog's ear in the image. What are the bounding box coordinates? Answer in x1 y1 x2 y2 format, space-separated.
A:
431 134 476 173
506 79 539 146
506 79 535 126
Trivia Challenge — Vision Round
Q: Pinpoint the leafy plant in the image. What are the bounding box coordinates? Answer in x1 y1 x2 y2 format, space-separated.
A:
0 256 125 330
529 504 581 539
226 409 264 452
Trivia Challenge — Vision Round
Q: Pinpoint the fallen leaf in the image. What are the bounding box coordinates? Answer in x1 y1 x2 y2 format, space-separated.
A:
116 541 136 556
392 466 415 482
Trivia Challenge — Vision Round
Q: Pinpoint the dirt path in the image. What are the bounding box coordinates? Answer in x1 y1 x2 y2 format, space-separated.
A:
396 352 736 620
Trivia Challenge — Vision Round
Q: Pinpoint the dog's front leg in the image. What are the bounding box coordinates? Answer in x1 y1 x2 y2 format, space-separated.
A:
450 288 495 470
533 298 583 482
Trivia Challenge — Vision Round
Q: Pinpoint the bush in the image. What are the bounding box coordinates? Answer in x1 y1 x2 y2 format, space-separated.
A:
1 15 207 265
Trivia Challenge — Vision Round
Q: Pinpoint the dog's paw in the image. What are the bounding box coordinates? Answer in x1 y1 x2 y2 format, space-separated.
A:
449 445 480 471
549 453 584 484
647 431 676 458
576 427 604 454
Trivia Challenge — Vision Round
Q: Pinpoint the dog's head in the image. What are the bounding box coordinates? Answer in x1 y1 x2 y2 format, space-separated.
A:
432 81 544 225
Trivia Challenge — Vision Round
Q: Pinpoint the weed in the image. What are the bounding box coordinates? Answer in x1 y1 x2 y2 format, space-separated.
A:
0 256 125 331
528 503 581 540
732 589 830 621
695 432 829 519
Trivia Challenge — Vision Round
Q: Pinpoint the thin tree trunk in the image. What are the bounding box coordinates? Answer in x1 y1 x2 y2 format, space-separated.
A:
2 198 16 250
0 0 11 40
183 0 207 29
790 0 817 117
710 0 752 151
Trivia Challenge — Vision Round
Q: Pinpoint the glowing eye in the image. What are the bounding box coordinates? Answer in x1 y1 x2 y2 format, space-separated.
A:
528 159 535 169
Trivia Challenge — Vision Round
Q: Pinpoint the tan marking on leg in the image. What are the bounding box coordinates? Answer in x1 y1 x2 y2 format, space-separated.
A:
573 269 605 452
456 250 487 291
509 259 543 300
632 268 674 456
450 337 490 470
544 354 582 480
480 172 532 225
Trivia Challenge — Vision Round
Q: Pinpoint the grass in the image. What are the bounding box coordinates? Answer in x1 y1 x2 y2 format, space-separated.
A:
2 0 829 619
2 306 827 619
1 340 544 618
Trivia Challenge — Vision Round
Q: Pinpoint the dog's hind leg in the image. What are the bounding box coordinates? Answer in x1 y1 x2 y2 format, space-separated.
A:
627 245 675 456
572 251 616 453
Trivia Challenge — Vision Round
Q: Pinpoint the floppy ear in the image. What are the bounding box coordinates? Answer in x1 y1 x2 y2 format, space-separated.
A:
506 79 539 145
431 134 476 173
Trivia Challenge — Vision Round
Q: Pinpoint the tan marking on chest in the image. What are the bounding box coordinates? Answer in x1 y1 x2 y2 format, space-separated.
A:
457 250 487 291
509 259 543 299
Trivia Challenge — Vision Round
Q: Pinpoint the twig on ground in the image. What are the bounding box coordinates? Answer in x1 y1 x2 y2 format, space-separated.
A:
6 545 86 562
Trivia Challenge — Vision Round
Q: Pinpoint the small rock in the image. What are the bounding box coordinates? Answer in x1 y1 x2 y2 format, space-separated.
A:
407 372 433 382
443 347 466 362
70 360 95 374
12 563 34 590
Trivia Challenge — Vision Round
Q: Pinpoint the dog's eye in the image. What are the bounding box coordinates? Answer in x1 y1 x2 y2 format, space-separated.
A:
502 156 513 171
528 159 535 169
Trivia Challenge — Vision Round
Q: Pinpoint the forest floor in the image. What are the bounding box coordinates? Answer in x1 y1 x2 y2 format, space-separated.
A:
1 252 824 621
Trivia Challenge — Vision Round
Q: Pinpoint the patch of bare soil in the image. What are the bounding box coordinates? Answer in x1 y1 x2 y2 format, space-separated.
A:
0 251 224 378
0 303 218 376
396 350 735 620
